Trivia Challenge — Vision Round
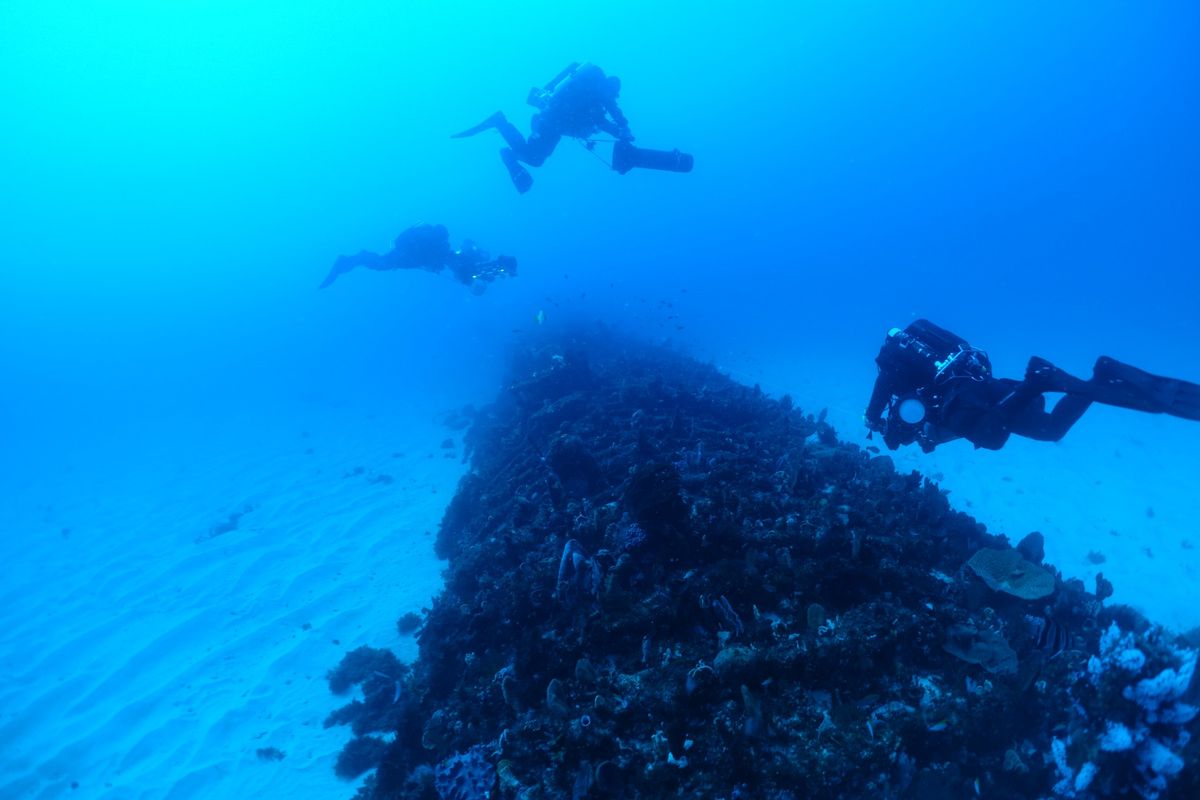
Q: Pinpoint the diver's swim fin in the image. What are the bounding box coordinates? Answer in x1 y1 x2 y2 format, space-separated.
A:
1089 357 1200 421
451 111 506 139
318 255 352 290
318 266 340 290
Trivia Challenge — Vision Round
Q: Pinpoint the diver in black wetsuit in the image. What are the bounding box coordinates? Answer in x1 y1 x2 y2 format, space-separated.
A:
452 62 693 193
319 223 516 291
864 319 1200 453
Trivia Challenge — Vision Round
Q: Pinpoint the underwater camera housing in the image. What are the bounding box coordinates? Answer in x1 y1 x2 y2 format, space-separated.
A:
611 140 694 175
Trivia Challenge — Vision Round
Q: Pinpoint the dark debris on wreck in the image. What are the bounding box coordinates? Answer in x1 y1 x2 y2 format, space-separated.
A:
324 324 1200 800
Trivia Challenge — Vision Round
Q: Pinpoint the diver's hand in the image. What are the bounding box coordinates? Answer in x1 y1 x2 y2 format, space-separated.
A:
617 126 635 143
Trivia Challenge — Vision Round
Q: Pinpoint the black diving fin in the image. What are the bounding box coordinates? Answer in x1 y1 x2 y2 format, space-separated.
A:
451 111 506 139
1089 357 1200 421
318 255 352 290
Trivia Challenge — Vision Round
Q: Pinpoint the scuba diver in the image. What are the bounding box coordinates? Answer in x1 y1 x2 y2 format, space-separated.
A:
319 223 516 292
451 62 694 193
865 319 1200 453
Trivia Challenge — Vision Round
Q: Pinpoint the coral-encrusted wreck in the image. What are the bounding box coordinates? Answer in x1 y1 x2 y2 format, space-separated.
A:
326 326 1199 800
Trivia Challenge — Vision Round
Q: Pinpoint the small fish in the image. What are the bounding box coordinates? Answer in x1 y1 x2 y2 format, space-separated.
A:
1028 613 1070 659
535 309 545 325
927 719 950 732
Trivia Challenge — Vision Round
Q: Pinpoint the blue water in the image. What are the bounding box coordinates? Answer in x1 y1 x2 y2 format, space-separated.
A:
4 3 1197 416
1 1 1198 796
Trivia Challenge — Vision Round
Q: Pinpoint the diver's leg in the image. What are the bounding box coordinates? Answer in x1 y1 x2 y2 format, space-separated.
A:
1008 394 1094 442
484 117 539 193
318 250 383 289
1047 394 1095 437
502 114 559 167
1023 356 1091 394
994 373 1048 420
355 251 391 271
493 116 530 153
482 113 554 164
495 119 559 192
519 131 560 167
500 148 534 194
992 368 1089 443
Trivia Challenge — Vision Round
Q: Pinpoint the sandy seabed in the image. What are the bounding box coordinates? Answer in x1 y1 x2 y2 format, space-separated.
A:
0 398 465 800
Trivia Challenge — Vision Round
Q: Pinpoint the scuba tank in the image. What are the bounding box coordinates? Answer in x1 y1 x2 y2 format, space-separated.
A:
526 62 582 110
878 319 991 385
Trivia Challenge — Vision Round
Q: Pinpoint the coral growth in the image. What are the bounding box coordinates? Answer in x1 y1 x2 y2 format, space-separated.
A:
325 327 1198 799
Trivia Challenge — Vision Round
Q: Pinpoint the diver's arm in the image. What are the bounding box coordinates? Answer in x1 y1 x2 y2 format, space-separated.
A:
595 117 622 138
864 373 894 431
604 99 632 140
917 423 960 453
